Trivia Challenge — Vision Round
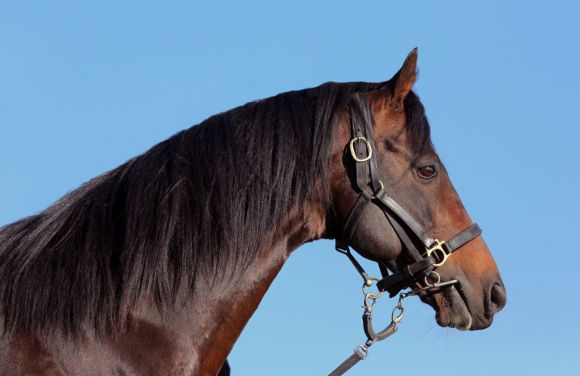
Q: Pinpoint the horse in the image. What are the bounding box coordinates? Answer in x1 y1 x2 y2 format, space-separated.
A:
0 48 506 375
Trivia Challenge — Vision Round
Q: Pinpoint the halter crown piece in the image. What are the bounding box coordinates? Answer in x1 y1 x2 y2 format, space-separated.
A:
328 94 482 376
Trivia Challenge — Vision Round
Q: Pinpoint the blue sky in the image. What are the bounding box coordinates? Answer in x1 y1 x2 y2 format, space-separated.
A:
1 1 578 375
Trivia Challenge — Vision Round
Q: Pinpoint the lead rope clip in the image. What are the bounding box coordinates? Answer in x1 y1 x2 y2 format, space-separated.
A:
328 284 408 376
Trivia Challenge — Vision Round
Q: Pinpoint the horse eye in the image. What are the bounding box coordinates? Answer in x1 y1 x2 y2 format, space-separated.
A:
417 165 437 179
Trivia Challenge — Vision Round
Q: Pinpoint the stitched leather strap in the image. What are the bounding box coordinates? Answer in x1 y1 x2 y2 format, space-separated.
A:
375 191 435 248
336 193 372 252
376 258 434 296
328 350 366 376
445 223 482 253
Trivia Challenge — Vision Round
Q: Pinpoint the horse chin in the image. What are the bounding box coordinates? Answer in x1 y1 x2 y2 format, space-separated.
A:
422 286 474 331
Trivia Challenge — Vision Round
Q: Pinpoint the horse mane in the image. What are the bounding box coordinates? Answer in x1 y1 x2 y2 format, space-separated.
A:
0 81 430 337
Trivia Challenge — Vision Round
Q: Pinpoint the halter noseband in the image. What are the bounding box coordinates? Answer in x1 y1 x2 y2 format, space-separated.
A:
335 93 482 297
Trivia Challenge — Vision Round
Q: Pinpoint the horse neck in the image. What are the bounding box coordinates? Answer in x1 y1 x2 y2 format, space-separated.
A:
129 202 327 375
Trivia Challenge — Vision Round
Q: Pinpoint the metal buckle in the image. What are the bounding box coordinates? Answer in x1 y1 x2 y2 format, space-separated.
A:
354 344 369 360
426 239 449 267
349 136 373 162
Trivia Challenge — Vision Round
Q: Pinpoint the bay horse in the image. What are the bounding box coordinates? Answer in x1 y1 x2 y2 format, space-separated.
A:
0 49 506 375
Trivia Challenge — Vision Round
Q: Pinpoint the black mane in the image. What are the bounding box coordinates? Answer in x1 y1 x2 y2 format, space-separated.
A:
0 81 429 337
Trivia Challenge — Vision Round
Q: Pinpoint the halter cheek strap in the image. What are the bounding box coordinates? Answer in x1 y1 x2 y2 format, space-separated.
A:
336 94 482 296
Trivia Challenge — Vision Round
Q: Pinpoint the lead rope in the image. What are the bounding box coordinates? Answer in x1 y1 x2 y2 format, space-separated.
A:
328 274 458 376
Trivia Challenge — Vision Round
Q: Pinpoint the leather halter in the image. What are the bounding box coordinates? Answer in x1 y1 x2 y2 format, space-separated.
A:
335 94 482 297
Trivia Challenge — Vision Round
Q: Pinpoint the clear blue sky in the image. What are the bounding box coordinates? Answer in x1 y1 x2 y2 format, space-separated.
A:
1 1 578 375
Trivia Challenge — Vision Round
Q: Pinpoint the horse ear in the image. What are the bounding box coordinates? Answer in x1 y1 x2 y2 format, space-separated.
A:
389 48 418 110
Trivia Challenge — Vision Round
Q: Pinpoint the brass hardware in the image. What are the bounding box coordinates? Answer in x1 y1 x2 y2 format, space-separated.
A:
425 239 449 267
349 136 373 162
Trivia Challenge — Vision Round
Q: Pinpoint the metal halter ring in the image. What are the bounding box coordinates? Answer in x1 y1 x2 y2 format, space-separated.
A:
364 180 384 200
424 271 441 287
349 136 373 162
361 277 380 295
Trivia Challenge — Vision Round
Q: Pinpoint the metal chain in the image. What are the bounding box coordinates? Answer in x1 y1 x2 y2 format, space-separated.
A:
328 281 407 376
329 273 459 376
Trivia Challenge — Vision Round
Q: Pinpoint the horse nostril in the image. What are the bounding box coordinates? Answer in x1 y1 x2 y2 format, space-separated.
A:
489 282 507 315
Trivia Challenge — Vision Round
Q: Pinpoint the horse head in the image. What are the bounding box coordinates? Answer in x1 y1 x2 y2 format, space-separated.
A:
328 49 506 331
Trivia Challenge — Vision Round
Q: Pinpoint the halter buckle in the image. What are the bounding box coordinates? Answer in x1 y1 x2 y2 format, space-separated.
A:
349 136 373 162
425 239 449 267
